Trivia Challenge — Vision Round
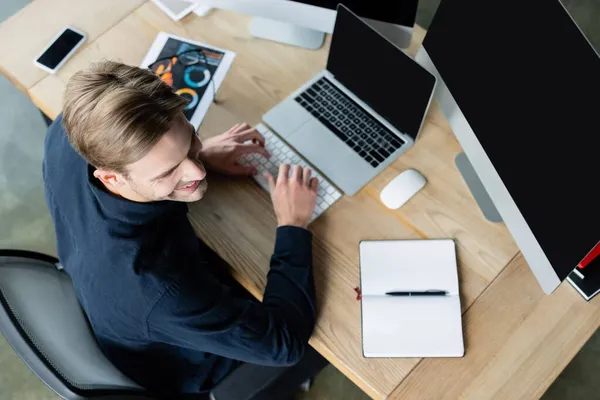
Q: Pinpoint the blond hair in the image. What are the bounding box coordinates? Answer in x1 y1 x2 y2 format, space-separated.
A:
62 61 188 173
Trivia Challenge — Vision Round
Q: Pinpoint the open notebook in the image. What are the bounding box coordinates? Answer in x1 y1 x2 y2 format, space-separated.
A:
359 239 464 358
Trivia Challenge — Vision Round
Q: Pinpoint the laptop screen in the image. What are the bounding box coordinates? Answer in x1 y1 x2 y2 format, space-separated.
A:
327 5 436 140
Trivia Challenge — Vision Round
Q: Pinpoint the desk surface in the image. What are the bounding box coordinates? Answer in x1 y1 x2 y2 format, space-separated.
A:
3 1 600 398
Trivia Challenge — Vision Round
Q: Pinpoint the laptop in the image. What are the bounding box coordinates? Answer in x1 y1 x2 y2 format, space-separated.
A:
263 5 437 195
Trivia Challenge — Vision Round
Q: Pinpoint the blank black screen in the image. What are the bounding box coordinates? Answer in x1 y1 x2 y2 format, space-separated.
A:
424 0 600 280
327 6 436 139
292 0 418 27
37 29 84 70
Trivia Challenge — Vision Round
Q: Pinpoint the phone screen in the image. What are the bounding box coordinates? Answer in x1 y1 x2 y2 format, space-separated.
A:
36 29 85 70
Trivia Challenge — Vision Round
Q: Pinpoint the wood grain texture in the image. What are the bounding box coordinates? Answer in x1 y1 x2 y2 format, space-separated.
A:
390 254 600 400
0 0 146 92
3 4 594 399
28 74 64 120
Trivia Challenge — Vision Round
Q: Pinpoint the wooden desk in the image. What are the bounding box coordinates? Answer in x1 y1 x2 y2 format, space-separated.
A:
2 2 599 398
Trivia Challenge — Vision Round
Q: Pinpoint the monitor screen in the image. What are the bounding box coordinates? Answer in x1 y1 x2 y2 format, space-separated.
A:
423 0 600 280
327 6 436 139
291 0 418 28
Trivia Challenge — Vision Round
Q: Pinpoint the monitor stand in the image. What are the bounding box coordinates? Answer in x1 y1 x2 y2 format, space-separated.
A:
455 152 503 223
249 17 325 50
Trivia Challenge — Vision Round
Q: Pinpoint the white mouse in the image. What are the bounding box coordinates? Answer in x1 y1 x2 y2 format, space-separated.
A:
380 169 427 209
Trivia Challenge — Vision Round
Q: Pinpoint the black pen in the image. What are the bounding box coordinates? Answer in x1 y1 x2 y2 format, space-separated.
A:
385 290 448 296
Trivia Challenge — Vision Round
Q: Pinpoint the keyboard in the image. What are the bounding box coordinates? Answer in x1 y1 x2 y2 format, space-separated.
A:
294 77 405 168
238 124 343 223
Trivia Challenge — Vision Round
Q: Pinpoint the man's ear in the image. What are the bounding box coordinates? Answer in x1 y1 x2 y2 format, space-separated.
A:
93 169 126 188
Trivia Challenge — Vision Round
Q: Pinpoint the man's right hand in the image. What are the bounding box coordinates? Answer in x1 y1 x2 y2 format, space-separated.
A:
265 164 319 229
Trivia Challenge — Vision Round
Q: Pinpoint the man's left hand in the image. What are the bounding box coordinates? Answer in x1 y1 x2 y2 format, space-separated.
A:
198 123 270 176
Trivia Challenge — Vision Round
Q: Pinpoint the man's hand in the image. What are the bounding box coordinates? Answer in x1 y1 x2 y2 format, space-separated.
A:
198 123 269 176
265 164 319 229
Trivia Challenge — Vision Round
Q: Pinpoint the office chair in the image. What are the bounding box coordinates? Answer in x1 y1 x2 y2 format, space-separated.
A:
0 250 326 400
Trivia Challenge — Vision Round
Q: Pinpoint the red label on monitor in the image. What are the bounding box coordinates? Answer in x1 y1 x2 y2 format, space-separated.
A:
578 242 600 269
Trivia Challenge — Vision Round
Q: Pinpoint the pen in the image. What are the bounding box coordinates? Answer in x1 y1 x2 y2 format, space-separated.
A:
385 290 448 296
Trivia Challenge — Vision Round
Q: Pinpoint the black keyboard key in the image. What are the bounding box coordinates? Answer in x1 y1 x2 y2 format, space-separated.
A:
327 105 334 111
365 155 373 162
370 150 385 162
365 127 372 134
318 116 348 142
336 104 344 110
335 121 342 127
366 137 374 144
357 140 366 147
325 95 332 101
390 138 403 148
359 122 366 129
306 88 318 97
333 109 340 116
360 133 367 140
341 126 349 133
350 124 357 130
318 107 326 113
379 148 391 158
325 112 331 118
299 93 312 103
359 150 367 157
370 132 378 139
370 160 379 167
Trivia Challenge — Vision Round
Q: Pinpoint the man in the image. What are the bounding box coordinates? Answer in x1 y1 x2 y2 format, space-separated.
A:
43 61 319 397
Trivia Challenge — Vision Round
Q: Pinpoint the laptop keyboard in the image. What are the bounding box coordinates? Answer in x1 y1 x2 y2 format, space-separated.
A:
294 77 405 168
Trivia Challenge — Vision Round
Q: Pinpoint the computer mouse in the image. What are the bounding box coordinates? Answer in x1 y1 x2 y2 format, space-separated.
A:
380 169 427 209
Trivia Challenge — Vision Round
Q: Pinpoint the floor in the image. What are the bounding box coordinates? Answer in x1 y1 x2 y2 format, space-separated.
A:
0 0 599 399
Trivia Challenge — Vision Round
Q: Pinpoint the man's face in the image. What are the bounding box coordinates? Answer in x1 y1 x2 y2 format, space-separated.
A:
121 114 208 202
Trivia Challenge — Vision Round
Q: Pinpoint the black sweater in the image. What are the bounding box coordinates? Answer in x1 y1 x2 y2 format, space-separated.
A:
43 116 316 396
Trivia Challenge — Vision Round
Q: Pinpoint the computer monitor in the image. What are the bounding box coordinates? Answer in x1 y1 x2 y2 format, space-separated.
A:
198 0 418 49
415 0 600 294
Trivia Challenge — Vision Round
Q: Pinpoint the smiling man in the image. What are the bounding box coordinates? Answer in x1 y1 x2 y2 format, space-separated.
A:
43 61 320 397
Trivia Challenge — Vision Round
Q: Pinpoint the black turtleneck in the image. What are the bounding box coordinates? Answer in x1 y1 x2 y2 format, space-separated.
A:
43 115 316 396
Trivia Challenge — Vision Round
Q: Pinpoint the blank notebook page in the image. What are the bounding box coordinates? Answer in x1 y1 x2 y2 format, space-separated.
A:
359 239 464 358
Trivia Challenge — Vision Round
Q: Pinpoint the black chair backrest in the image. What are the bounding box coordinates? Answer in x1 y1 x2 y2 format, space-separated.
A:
0 250 154 399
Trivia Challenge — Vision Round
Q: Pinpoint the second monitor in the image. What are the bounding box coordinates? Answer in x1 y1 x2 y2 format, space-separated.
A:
199 0 419 49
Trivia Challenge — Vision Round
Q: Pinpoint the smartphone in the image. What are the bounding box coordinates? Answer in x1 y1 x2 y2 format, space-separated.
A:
34 27 86 74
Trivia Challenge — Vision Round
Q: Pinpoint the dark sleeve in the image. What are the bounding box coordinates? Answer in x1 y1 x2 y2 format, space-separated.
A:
147 226 316 366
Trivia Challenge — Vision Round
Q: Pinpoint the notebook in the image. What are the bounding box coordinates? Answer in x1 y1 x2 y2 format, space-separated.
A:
359 239 464 358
